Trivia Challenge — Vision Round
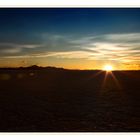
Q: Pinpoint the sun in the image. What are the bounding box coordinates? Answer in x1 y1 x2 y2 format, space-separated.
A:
103 65 113 71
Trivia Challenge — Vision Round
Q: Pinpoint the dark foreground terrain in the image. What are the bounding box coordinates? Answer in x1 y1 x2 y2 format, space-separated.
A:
0 67 140 132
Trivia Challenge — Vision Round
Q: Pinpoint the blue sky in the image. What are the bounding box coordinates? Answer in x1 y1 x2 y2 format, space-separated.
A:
0 8 140 69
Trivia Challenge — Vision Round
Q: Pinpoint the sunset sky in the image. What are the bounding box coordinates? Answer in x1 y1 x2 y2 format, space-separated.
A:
0 8 140 70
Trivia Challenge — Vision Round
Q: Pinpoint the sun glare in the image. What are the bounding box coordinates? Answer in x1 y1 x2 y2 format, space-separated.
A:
103 65 113 71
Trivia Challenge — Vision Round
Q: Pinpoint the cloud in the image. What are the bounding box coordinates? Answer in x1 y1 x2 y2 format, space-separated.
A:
0 43 41 56
71 33 140 44
104 33 140 43
0 33 140 64
0 48 21 54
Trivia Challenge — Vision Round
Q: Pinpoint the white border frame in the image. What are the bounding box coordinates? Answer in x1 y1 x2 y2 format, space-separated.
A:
0 0 140 7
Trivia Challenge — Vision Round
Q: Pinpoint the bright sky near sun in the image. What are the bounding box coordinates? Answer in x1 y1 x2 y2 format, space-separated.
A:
103 65 113 71
0 8 140 70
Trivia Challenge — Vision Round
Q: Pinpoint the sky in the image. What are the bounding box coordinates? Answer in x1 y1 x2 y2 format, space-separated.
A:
0 8 140 70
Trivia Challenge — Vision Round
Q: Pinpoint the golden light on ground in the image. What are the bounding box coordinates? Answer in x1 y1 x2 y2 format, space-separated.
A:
103 65 113 71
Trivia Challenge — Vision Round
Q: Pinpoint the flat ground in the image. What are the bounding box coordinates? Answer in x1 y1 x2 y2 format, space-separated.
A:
0 68 140 132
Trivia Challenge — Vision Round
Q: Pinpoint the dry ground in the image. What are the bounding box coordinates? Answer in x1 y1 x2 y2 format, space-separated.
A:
0 68 139 132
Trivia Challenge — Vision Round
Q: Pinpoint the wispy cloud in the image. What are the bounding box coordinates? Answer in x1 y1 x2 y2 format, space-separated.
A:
0 33 140 64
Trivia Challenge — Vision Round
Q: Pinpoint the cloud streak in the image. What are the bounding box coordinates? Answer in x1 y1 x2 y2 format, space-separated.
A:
0 33 140 64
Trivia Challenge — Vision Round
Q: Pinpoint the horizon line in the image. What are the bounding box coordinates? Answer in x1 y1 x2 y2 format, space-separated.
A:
0 65 140 71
